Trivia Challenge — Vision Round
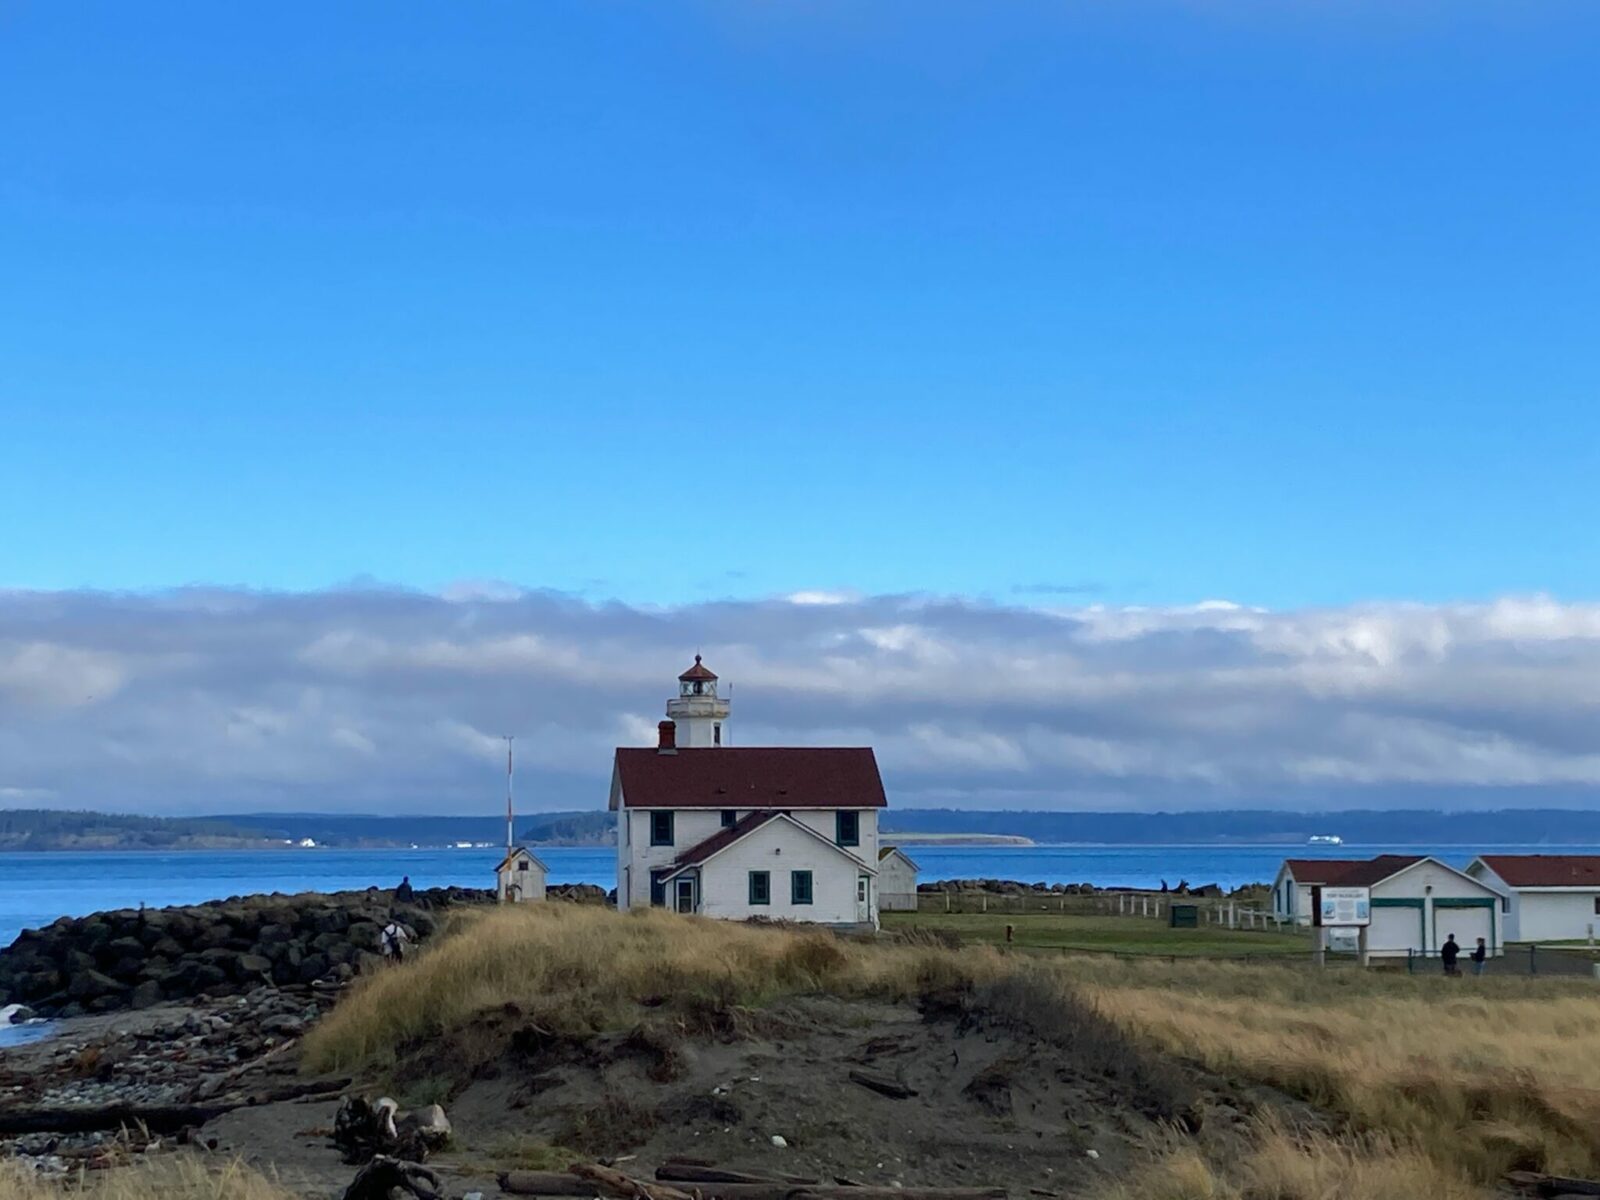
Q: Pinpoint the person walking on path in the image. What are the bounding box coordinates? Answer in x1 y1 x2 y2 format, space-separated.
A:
381 916 412 964
1471 937 1488 976
1441 933 1461 976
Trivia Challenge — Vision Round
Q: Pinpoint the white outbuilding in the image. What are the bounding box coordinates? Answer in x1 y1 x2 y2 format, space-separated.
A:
1324 855 1506 959
1271 858 1363 926
877 846 920 911
496 847 548 903
1465 855 1600 943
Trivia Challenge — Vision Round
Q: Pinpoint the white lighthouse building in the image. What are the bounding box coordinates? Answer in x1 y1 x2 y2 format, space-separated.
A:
609 655 888 929
666 655 730 747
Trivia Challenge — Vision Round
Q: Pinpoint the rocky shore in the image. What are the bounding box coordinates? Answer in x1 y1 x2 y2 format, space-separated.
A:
0 884 611 1021
0 887 489 1019
0 983 346 1176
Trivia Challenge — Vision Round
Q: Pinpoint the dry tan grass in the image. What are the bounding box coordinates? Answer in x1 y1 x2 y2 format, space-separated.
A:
1099 1126 1484 1200
0 1156 295 1200
302 905 1600 1195
1058 956 1600 1186
302 903 1000 1072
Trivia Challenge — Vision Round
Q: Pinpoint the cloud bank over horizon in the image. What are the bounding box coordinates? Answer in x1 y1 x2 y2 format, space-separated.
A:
2 586 1598 816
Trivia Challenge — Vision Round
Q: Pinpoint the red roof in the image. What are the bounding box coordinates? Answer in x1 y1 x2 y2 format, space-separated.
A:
613 747 887 809
1476 855 1600 888
670 811 782 868
1281 858 1364 884
678 655 718 682
1326 855 1423 887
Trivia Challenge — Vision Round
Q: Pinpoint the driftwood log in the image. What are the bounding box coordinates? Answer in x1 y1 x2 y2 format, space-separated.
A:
573 1162 697 1200
499 1167 1006 1200
340 1155 442 1200
657 1165 821 1186
847 1069 918 1100
1506 1172 1600 1198
0 1079 350 1137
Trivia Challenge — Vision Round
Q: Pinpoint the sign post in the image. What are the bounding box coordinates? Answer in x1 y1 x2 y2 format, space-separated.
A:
1312 885 1372 968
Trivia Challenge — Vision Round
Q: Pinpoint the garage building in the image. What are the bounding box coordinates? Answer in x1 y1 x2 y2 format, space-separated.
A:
1464 855 1600 943
1343 855 1505 959
1274 854 1506 959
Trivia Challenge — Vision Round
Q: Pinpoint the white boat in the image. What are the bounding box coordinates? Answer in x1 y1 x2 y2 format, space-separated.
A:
1307 834 1343 846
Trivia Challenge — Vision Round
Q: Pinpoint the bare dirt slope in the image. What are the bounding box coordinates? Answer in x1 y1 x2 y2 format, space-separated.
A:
398 978 1267 1198
3 976 1293 1200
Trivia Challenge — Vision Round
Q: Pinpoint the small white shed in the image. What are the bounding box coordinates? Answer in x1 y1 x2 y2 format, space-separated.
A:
877 846 920 911
496 847 548 903
1465 856 1600 943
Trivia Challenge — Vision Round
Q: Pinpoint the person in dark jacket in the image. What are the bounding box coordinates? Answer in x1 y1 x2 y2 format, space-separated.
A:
1471 936 1488 976
394 875 414 903
1441 934 1461 976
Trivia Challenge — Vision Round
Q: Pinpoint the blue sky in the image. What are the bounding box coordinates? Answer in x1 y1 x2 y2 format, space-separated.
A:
3 2 1598 609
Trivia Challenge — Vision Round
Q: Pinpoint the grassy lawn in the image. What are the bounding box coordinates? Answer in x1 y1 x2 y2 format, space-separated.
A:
882 909 1312 957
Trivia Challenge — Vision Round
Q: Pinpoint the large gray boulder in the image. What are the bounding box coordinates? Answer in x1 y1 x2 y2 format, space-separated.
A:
129 979 163 1010
67 969 127 999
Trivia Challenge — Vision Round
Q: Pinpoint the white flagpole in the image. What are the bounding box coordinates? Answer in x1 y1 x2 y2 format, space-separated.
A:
503 735 515 855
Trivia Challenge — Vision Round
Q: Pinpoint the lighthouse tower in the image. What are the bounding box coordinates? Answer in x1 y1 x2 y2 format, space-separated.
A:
666 655 730 747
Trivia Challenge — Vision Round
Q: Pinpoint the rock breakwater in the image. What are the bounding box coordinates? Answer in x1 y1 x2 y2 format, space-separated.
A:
0 886 488 1018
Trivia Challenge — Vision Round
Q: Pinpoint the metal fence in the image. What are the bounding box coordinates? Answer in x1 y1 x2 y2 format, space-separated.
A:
914 888 1288 929
1404 944 1600 978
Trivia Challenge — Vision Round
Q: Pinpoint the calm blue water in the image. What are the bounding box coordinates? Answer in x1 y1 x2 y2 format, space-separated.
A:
8 842 1600 951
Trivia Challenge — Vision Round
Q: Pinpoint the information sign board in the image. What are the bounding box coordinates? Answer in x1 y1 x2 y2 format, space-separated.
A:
1316 886 1371 928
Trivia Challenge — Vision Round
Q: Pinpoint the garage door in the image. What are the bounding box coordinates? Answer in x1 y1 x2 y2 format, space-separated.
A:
1436 905 1494 955
1370 905 1421 956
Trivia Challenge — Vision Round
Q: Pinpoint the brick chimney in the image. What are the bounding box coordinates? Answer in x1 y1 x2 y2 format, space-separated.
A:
657 720 677 753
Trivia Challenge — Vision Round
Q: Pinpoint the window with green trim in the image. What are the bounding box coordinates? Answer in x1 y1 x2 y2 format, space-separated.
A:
836 811 859 847
791 870 813 905
749 871 770 906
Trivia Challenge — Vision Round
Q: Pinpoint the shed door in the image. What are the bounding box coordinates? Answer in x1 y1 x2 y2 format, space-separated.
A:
1370 905 1420 954
1437 906 1493 956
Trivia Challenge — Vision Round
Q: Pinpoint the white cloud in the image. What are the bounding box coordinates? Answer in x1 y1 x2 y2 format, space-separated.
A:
0 642 127 708
786 590 858 606
2 587 1599 813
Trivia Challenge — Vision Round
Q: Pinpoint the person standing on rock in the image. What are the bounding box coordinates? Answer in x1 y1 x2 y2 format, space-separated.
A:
394 875 414 903
381 916 412 964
